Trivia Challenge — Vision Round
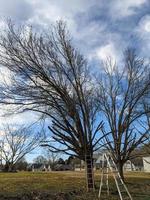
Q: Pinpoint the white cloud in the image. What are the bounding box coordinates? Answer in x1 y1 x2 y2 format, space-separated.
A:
110 0 147 18
0 111 40 127
0 20 6 30
0 0 33 21
26 0 98 32
136 15 150 37
75 21 107 43
94 42 121 64
0 67 13 86
74 21 107 56
0 130 5 137
135 15 150 56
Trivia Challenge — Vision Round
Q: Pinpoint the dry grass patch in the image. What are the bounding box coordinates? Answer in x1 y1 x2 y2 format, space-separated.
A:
0 171 149 200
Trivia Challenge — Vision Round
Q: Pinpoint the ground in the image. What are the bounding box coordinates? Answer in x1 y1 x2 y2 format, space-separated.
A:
0 171 149 200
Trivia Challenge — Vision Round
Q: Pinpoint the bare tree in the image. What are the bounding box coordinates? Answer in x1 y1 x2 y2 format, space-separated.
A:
15 157 28 171
97 49 150 180
0 125 42 172
0 21 104 190
43 148 60 170
33 155 48 165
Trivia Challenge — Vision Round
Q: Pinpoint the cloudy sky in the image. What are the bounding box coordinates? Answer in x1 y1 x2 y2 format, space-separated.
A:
0 0 149 62
0 0 149 161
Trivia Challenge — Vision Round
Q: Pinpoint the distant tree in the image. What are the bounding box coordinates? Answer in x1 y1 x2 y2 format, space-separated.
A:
43 149 60 169
97 49 150 180
139 142 150 155
66 155 74 165
57 158 65 165
70 157 84 170
0 124 43 172
15 157 28 171
33 155 47 165
0 20 104 190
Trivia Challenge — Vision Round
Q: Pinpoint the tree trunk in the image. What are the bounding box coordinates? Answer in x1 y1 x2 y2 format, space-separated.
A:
85 155 95 191
9 164 15 172
80 160 82 171
3 162 9 172
117 162 124 182
4 162 15 172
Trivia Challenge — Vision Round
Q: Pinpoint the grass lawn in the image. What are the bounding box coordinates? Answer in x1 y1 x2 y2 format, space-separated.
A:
0 171 149 200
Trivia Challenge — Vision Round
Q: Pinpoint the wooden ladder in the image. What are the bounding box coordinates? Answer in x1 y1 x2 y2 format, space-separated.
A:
85 154 95 191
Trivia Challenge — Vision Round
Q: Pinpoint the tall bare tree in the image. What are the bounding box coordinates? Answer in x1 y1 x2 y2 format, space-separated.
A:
97 49 150 180
0 21 104 190
43 148 61 170
33 155 48 165
0 125 42 172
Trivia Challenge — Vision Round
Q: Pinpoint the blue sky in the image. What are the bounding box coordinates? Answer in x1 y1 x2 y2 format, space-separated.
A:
0 0 150 162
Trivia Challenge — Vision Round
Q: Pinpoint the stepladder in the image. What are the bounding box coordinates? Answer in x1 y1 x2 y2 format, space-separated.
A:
98 153 133 200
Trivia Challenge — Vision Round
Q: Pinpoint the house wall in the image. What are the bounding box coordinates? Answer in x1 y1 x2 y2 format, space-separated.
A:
143 157 150 172
95 155 142 172
32 164 51 172
123 161 136 171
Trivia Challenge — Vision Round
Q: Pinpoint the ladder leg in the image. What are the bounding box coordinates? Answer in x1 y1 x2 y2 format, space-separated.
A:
98 169 104 198
105 154 123 200
106 162 109 196
106 154 133 200
98 154 104 198
98 153 133 200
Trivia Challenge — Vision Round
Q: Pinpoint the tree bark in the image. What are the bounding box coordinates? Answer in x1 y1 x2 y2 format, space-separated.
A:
3 162 15 172
85 155 95 191
9 164 15 172
3 162 9 172
117 162 124 182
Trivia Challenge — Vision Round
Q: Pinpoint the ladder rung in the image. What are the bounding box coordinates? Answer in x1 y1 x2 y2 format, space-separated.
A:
118 183 124 186
120 190 127 193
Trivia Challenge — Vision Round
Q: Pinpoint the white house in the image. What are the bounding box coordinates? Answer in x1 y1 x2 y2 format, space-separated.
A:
123 160 136 171
143 157 150 172
95 152 143 172
74 151 148 172
31 163 51 172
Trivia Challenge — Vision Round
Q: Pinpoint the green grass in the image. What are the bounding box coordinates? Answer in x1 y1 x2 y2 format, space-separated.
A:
0 171 149 199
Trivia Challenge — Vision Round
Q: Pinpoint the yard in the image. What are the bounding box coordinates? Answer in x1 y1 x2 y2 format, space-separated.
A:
0 171 149 200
